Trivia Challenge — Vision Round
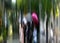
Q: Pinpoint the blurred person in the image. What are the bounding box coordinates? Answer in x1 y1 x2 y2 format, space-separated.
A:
26 21 32 43
32 12 39 43
23 17 27 43
25 12 32 43
19 13 27 43
19 15 27 43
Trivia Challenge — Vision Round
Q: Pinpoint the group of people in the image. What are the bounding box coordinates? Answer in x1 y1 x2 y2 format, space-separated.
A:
19 12 39 43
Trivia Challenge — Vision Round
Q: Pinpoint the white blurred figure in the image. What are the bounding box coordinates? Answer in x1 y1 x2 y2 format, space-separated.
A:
40 14 47 43
40 20 46 43
33 27 37 43
49 23 54 43
19 12 27 43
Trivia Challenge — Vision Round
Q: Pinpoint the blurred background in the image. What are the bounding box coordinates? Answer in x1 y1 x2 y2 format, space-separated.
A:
0 0 60 43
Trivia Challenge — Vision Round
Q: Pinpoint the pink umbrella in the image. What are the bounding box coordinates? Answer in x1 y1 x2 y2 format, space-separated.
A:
32 12 38 25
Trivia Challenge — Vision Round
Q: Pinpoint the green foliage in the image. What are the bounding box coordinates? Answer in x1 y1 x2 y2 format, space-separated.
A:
31 0 39 15
17 0 22 9
41 0 52 21
0 6 2 17
3 29 6 39
46 0 52 12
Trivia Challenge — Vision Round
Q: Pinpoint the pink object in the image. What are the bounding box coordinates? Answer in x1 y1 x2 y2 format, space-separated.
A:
32 12 38 25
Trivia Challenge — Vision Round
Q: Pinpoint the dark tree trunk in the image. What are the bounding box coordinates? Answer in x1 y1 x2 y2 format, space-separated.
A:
46 17 49 43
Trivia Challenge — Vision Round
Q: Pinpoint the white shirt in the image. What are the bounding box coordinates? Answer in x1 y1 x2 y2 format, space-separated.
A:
33 27 37 42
